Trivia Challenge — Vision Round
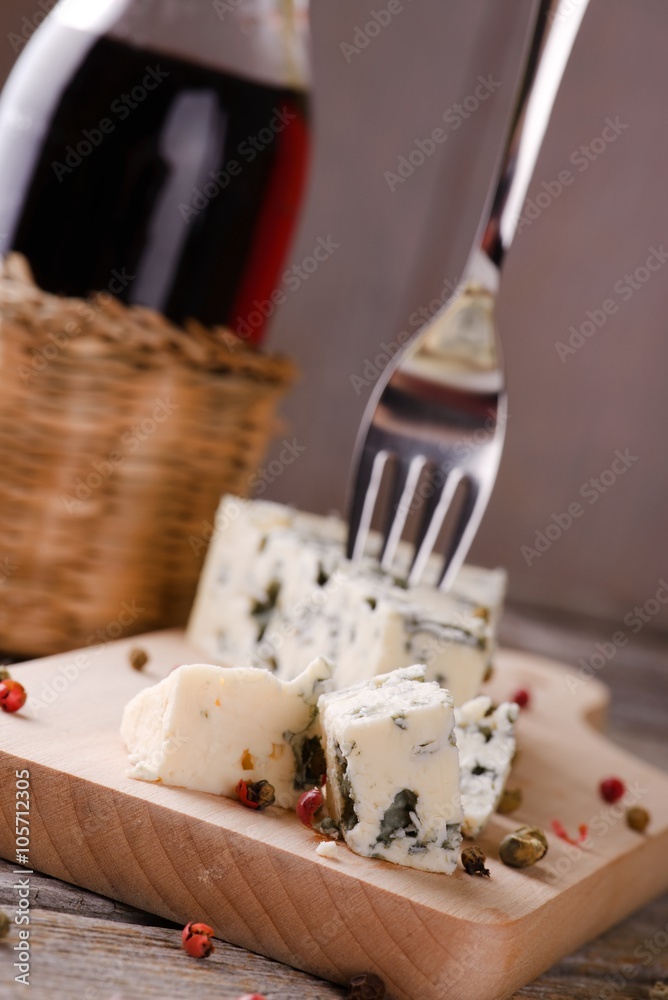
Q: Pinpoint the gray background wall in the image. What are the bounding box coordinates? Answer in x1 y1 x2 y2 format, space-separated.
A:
2 0 667 630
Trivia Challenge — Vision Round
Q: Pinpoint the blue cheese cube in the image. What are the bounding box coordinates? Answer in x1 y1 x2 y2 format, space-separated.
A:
318 666 463 874
455 696 519 838
187 496 505 705
121 657 332 809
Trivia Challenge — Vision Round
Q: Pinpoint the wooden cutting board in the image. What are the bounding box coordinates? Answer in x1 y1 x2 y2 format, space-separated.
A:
0 630 666 1000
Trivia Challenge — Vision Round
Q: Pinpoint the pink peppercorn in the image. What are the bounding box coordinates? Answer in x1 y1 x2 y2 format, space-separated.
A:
296 787 323 828
599 777 625 803
181 921 214 959
0 679 27 713
511 688 530 709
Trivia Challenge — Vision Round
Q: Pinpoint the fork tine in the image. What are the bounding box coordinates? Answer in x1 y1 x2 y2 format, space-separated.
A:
437 478 488 591
346 446 391 561
407 468 463 587
379 455 427 571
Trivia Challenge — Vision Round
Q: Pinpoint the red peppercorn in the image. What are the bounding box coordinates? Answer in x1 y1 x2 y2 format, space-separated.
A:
599 777 625 803
296 787 324 829
236 995 268 1000
181 921 214 959
510 688 530 709
0 679 27 714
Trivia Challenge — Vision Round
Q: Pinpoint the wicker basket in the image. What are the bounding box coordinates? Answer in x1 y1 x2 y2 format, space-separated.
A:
0 254 297 657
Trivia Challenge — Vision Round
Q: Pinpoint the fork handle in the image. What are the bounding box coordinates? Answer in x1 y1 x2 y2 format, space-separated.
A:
471 0 589 279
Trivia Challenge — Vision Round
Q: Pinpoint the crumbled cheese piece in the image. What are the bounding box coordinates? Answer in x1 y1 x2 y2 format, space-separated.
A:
455 695 519 838
315 840 339 859
121 657 332 809
319 666 463 874
187 496 505 705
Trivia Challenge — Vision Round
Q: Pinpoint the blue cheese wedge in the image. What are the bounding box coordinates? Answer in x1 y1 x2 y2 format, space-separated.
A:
187 496 505 705
455 696 519 838
318 666 463 874
121 657 332 809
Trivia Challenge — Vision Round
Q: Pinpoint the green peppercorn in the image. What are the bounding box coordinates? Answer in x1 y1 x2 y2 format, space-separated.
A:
128 648 149 671
499 826 548 868
461 845 490 878
626 806 650 833
497 787 523 815
0 667 11 682
244 779 276 810
0 910 9 939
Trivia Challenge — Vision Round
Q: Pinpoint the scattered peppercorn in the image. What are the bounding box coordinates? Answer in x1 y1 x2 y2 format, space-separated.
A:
349 971 386 999
599 776 625 803
510 688 530 709
650 983 668 1000
499 826 548 868
296 787 324 829
496 787 523 815
551 819 588 846
461 845 490 878
128 648 149 671
313 815 341 839
0 679 27 714
236 779 275 811
0 910 9 939
181 921 214 959
626 806 650 833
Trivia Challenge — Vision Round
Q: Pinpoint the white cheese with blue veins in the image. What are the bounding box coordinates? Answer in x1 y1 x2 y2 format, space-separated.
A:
318 666 463 874
121 657 332 809
455 696 519 838
187 496 505 705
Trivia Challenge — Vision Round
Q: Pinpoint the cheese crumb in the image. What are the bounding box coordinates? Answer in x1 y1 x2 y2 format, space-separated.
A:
315 840 339 860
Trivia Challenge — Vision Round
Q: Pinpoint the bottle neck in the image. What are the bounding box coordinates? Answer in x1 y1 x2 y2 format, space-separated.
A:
53 0 310 89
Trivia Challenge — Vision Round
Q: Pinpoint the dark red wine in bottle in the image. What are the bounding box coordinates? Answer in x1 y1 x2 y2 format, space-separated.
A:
0 0 310 345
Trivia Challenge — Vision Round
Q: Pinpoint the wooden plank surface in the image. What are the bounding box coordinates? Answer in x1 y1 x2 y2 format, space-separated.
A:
1 862 666 1000
0 626 667 999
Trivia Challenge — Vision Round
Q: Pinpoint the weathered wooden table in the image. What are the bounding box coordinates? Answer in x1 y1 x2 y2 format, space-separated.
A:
1 608 666 1000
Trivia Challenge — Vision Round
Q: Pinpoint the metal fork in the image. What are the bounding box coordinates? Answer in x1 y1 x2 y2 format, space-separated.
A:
347 0 589 589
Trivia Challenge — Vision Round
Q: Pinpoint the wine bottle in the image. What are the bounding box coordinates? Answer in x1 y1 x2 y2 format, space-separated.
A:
0 0 310 345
